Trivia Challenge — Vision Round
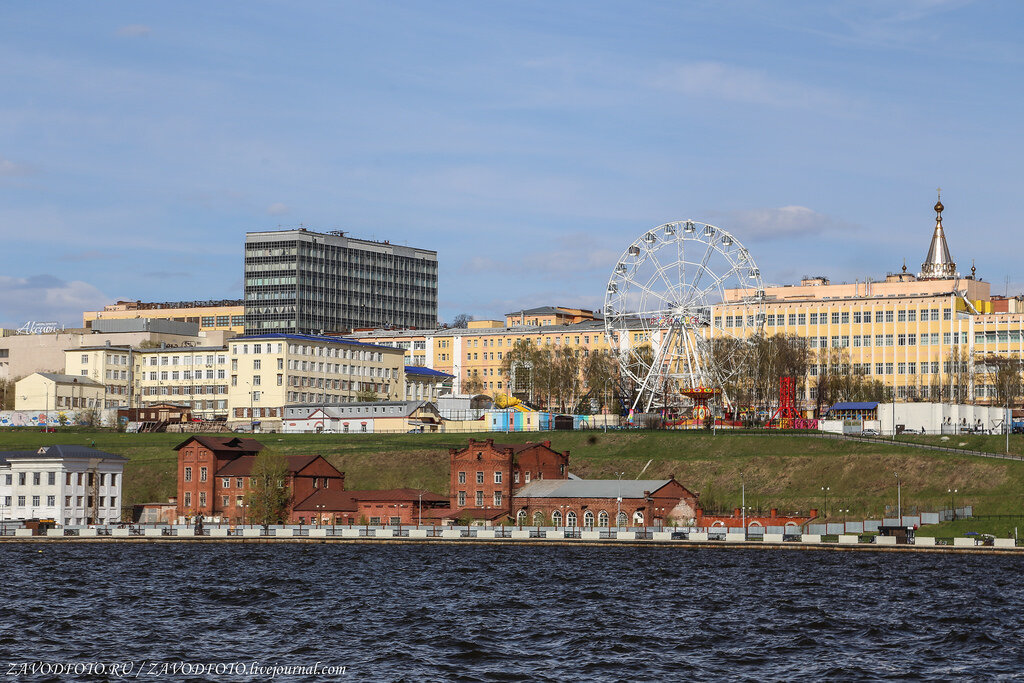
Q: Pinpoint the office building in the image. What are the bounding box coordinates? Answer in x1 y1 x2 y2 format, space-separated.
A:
243 228 438 335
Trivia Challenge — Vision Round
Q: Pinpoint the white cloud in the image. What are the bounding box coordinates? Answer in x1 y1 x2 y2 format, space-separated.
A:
266 202 289 215
650 61 840 109
116 25 151 37
705 205 855 241
0 275 108 329
0 156 32 176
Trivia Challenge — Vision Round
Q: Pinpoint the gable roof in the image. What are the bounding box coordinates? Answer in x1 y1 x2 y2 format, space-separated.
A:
514 479 678 499
292 488 358 512
32 373 105 387
214 454 332 477
0 445 127 462
173 435 265 453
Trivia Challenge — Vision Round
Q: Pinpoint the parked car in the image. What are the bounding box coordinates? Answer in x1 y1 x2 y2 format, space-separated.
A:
861 428 879 436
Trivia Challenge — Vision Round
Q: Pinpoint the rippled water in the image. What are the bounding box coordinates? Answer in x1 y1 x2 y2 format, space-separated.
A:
1 543 1023 681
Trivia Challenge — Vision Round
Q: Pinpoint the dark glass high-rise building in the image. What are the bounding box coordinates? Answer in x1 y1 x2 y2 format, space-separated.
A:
243 228 438 335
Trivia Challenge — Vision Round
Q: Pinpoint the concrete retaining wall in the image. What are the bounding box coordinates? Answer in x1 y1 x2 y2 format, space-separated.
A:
838 535 859 545
875 535 897 545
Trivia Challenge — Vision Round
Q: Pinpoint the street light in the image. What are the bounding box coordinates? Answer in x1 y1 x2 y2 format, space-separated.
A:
821 486 830 519
603 378 613 433
948 488 958 520
616 472 624 529
418 491 423 527
741 474 746 538
894 472 902 522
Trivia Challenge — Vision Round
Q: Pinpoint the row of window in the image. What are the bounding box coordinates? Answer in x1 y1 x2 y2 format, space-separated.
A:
1 472 117 487
145 370 226 381
516 509 631 527
145 355 227 366
764 308 950 326
1 494 116 508
457 491 503 507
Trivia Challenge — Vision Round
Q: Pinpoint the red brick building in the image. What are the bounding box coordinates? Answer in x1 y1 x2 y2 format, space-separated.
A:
175 436 450 525
511 477 700 527
292 488 449 525
175 436 345 524
448 439 569 522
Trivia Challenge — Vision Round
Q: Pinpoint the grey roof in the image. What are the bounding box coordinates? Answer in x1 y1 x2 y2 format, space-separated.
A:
514 479 674 499
0 445 127 462
34 373 104 386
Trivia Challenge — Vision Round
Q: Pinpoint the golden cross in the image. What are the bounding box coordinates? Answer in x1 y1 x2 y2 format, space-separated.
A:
936 186 942 199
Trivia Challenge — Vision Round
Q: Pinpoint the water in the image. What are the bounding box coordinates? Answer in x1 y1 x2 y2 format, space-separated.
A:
1 543 1022 681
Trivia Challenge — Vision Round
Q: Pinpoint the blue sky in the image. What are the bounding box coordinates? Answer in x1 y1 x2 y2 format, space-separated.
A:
1 1 1022 328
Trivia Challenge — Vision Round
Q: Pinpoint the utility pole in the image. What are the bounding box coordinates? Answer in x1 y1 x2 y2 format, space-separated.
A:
895 472 902 522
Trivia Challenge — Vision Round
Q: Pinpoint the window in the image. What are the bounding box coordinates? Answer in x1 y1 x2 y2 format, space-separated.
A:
457 491 466 506
199 492 206 507
47 471 56 486
47 495 55 506
110 473 117 486
17 496 25 507
551 510 562 526
222 496 229 507
885 310 894 323
184 467 192 482
525 471 531 483
222 478 230 489
584 511 595 527
200 466 208 482
831 312 840 324
184 492 191 507
907 310 917 322
841 312 849 324
494 471 502 484
475 491 484 506
33 472 40 485
476 472 484 484
898 310 907 322
493 492 502 506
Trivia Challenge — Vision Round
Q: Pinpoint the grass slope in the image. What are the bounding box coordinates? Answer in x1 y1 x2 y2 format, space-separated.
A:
2 429 1023 520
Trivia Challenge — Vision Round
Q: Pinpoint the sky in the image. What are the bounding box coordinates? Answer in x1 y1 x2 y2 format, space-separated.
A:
1 0 1022 329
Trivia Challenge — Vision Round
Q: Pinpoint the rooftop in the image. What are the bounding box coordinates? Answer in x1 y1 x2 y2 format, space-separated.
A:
514 479 676 499
0 445 127 463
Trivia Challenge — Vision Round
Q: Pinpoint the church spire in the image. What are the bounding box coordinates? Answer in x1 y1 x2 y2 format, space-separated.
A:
918 188 957 279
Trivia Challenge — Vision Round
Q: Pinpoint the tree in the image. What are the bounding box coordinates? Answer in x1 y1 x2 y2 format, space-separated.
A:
946 346 972 403
977 354 1023 407
582 349 620 412
451 313 474 328
245 450 291 525
355 387 380 402
0 377 19 410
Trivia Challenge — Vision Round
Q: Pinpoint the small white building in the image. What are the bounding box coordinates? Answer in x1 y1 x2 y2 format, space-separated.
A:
0 445 127 526
281 401 443 434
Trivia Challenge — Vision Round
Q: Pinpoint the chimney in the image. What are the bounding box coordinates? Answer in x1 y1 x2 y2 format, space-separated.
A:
770 508 777 519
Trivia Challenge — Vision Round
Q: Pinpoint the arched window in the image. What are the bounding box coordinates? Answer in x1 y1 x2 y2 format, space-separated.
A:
565 511 577 527
598 510 609 527
583 511 595 527
633 510 644 526
551 510 562 527
516 509 527 526
617 512 628 528
533 511 545 526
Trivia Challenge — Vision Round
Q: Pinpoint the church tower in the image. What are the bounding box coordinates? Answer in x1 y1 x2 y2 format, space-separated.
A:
918 189 957 280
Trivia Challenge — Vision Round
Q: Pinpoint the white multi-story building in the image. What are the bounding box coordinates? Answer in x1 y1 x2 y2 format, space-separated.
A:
0 445 127 526
134 345 230 420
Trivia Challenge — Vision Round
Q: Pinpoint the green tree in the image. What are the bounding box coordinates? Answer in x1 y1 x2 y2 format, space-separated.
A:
244 450 291 525
355 387 380 402
977 354 1023 407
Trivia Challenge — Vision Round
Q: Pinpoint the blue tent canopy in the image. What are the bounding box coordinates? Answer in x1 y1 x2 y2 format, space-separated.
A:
829 402 879 411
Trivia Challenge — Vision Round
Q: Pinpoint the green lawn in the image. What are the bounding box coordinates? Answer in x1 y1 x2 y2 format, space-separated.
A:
3 428 1024 524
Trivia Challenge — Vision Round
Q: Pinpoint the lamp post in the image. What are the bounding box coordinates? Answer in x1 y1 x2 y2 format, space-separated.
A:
603 378 613 433
616 472 624 529
821 486 830 519
948 488 958 520
741 474 746 538
894 472 902 522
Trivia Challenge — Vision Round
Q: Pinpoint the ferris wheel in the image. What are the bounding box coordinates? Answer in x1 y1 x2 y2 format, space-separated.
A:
603 220 766 412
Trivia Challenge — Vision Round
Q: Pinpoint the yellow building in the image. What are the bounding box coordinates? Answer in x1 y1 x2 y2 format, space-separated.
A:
134 346 230 420
83 300 245 334
63 345 133 409
225 334 406 431
14 372 105 412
